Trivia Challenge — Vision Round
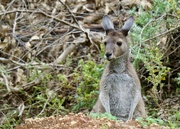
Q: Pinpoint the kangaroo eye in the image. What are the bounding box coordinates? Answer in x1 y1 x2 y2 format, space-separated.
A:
104 42 107 46
117 41 122 46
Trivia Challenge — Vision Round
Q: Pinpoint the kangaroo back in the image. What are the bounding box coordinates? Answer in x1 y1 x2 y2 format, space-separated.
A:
91 16 146 121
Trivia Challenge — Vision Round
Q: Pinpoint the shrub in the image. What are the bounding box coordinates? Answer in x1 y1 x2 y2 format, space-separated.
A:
72 56 103 111
130 0 179 100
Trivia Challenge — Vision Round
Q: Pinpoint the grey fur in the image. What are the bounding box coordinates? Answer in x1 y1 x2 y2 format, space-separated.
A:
122 16 134 31
102 15 115 30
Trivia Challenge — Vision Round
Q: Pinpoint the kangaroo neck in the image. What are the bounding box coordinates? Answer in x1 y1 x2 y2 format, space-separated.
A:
107 53 129 74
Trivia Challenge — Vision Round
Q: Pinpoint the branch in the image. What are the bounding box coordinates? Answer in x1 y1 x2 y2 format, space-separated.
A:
0 9 97 46
0 57 63 69
0 9 81 31
58 1 94 45
59 0 80 27
53 30 99 63
54 43 76 63
143 24 180 43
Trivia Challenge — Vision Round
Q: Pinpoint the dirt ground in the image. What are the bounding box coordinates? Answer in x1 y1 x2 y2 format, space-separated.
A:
15 113 169 129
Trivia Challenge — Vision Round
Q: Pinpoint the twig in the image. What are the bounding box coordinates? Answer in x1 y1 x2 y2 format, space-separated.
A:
135 19 153 60
0 57 63 69
36 29 75 56
0 0 16 21
58 1 95 46
37 97 50 116
59 0 80 27
12 10 24 45
0 68 11 92
0 10 80 31
12 12 18 37
143 24 180 43
21 79 41 89
0 50 25 63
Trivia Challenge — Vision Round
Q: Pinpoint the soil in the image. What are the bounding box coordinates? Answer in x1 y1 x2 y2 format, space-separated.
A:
15 113 169 129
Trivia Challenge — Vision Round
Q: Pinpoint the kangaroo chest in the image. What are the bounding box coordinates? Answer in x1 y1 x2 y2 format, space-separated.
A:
105 73 136 119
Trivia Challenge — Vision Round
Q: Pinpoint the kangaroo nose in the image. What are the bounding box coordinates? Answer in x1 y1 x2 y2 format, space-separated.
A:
105 53 112 58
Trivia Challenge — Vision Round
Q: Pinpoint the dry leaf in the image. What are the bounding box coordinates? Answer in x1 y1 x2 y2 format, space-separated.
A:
121 0 139 7
0 43 6 49
140 0 152 10
29 35 40 42
15 68 24 84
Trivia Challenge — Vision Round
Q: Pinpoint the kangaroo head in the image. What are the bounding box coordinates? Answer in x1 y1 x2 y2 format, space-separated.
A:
102 16 134 61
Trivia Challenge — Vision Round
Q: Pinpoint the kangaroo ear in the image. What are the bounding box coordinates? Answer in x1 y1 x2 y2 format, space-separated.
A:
102 15 114 34
121 16 134 36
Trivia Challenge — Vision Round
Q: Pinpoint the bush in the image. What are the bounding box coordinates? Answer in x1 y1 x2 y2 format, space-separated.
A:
72 57 103 111
130 0 179 100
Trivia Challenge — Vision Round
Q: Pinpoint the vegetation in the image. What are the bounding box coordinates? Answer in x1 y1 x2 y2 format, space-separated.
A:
0 0 179 128
72 58 103 111
90 113 118 121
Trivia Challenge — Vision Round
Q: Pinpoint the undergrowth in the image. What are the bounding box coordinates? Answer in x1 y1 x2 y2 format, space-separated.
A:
130 0 179 102
90 112 118 121
129 0 180 127
137 114 180 128
72 57 103 111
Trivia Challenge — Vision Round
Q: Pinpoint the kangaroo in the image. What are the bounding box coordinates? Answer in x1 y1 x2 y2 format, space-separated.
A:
91 16 146 121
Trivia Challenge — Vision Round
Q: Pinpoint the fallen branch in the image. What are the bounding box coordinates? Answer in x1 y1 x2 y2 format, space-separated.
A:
54 35 87 63
54 43 76 63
